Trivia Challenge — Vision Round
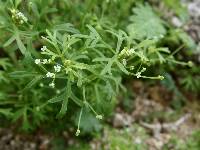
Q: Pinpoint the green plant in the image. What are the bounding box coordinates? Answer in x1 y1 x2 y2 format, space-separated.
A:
127 4 166 40
0 0 195 136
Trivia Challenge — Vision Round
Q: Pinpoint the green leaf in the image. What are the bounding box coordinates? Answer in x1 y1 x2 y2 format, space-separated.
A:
54 23 80 34
9 71 39 78
16 34 26 55
0 108 12 117
70 92 82 106
57 80 72 116
48 92 66 103
22 75 43 91
127 4 166 40
0 58 12 70
3 35 16 47
115 60 130 75
101 57 116 75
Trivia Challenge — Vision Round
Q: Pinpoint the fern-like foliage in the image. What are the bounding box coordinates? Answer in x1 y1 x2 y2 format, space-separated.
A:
127 4 166 40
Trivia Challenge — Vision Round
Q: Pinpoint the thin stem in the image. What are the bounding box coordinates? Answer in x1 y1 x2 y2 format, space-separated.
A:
86 101 98 116
77 107 83 130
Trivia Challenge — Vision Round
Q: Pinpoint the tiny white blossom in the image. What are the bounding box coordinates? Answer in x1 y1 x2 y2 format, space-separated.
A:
35 59 40 64
17 12 28 22
75 129 80 136
10 10 28 24
46 72 55 78
96 115 103 120
42 59 48 64
122 59 127 66
129 48 135 54
54 65 61 72
158 75 164 80
49 82 55 88
141 67 146 72
41 46 47 52
136 72 141 78
41 36 48 41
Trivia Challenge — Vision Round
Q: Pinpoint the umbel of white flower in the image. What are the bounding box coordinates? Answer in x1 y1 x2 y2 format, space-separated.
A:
54 65 61 72
75 129 80 136
10 9 28 24
136 72 141 78
35 59 40 64
96 115 103 120
41 46 47 52
42 59 48 64
46 72 55 78
49 82 55 88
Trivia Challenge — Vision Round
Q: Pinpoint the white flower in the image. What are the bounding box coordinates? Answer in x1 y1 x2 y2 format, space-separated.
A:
54 65 61 72
42 59 48 64
136 72 141 78
122 59 127 66
49 82 55 88
96 115 103 120
17 12 28 22
41 46 47 52
35 59 40 64
141 67 146 72
10 9 27 24
46 72 55 78
129 48 135 54
158 75 164 80
75 129 80 136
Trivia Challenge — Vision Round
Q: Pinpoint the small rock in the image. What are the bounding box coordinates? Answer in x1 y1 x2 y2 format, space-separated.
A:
172 17 183 27
134 137 142 144
113 113 133 128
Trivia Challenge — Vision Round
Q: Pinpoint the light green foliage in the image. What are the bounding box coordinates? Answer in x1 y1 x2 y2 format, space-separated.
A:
127 4 166 40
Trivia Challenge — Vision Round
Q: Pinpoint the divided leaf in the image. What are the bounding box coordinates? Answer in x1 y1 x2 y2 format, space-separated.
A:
127 4 166 40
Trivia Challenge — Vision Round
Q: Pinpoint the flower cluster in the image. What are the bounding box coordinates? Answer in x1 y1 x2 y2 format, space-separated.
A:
75 129 80 136
34 59 50 64
41 46 47 52
54 65 61 72
122 59 127 66
10 9 28 24
34 45 62 88
96 115 103 120
136 67 146 78
46 72 55 78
